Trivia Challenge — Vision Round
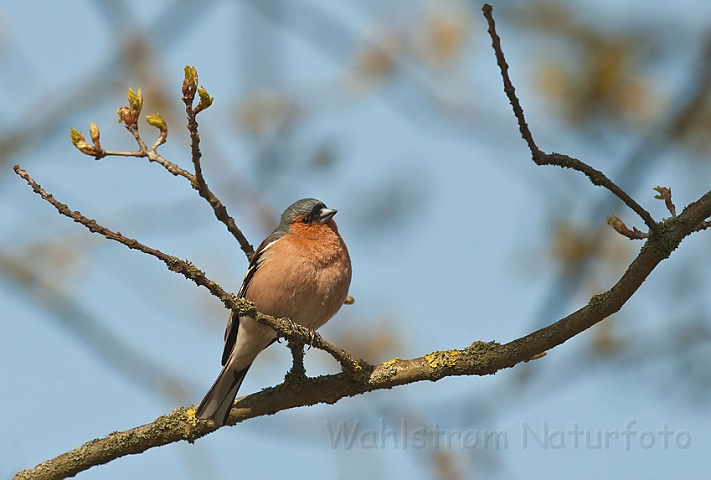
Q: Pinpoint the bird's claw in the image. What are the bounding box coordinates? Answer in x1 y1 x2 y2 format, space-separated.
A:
282 317 320 348
307 330 322 350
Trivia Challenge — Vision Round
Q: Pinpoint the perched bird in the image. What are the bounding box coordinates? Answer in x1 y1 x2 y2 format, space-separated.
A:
196 198 352 426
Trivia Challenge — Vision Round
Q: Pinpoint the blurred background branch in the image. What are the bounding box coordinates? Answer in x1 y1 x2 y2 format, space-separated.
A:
3 1 711 479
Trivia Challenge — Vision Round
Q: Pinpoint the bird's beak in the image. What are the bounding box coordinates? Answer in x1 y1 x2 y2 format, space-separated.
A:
318 207 337 224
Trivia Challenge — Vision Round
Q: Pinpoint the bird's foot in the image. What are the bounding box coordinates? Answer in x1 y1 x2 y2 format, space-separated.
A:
282 317 320 349
307 330 322 350
275 317 299 343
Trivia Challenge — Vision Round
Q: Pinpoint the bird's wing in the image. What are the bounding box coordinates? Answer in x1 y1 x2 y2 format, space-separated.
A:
221 231 283 366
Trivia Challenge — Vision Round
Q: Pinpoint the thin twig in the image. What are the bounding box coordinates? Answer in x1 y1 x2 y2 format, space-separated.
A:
14 165 235 308
149 129 168 152
86 86 255 259
307 330 367 380
126 122 150 153
654 186 677 217
259 315 367 381
481 4 540 159
86 118 195 181
100 146 195 181
181 84 255 260
607 214 649 240
481 4 659 236
545 153 659 233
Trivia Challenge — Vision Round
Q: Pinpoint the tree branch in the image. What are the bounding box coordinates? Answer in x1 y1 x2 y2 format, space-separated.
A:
13 165 236 308
181 67 255 260
13 165 363 377
13 9 711 480
11 166 352 356
13 186 711 480
75 82 256 260
481 4 659 236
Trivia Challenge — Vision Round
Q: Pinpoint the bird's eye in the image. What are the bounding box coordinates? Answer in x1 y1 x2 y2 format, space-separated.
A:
301 216 310 224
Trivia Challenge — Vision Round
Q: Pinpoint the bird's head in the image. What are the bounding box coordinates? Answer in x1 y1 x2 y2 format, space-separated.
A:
278 198 339 237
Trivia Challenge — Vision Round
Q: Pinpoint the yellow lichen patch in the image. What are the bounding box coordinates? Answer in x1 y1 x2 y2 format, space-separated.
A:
589 293 606 306
185 407 200 428
382 357 400 367
425 350 460 369
370 357 401 384
348 360 365 382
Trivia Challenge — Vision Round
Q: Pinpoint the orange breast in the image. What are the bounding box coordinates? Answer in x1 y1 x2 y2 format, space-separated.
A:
245 222 351 330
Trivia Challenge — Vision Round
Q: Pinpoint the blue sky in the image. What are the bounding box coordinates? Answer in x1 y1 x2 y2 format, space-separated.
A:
2 1 711 479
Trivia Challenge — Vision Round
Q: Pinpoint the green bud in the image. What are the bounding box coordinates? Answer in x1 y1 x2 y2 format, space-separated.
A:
127 87 143 116
197 85 214 111
89 122 100 144
116 106 129 123
653 186 670 200
145 113 167 130
183 65 198 96
69 128 96 154
184 65 198 86
70 128 86 147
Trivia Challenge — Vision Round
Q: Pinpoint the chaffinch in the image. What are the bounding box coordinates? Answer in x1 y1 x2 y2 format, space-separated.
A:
196 198 352 426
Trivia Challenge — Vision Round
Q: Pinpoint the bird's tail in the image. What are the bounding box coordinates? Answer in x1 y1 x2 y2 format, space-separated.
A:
195 364 251 427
